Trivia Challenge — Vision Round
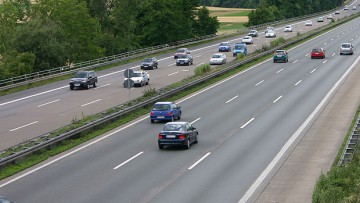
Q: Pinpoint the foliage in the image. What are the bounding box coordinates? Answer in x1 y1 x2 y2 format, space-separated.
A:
270 37 286 47
0 0 219 79
142 86 157 98
236 53 246 60
194 63 211 75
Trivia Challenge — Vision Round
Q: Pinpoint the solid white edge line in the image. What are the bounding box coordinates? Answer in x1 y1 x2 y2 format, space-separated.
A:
239 55 360 203
37 99 60 107
240 118 255 129
113 151 144 170
196 62 205 67
188 152 211 170
0 116 149 188
190 118 201 124
81 99 102 107
273 95 283 103
226 95 239 103
9 121 39 132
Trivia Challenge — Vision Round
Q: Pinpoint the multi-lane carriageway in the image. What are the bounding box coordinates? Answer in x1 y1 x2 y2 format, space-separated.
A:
1 2 360 202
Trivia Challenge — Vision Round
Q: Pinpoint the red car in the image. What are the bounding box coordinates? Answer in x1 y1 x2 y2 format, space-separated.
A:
311 48 326 59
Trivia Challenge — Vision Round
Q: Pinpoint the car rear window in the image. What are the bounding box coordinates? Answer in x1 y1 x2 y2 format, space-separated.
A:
312 48 321 53
153 104 170 111
342 44 351 48
163 124 183 131
74 72 88 78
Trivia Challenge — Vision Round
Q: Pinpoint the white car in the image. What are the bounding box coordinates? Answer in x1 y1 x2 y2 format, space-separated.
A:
327 14 333 19
123 70 150 87
344 5 349 10
353 6 357 10
305 20 313 26
335 10 340 14
284 25 293 32
210 53 227 65
242 36 253 44
265 30 276 38
265 27 274 34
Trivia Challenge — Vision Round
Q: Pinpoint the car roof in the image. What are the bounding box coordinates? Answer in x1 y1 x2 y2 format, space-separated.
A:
155 101 173 105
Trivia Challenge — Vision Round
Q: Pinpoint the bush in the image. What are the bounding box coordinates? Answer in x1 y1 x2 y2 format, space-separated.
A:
142 86 156 97
236 53 246 60
194 64 211 76
270 37 286 47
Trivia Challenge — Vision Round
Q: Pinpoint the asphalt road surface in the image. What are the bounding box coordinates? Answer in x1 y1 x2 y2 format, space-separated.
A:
0 5 357 151
1 4 360 202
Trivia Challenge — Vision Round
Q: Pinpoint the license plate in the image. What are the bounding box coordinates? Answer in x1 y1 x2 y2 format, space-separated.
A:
144 66 148 67
277 55 282 57
74 84 80 87
157 116 165 118
180 62 184 64
166 135 176 138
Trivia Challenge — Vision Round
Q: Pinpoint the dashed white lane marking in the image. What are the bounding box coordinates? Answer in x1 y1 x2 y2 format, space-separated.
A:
96 83 111 89
324 43 327 45
168 63 176 66
37 99 60 107
332 53 336 56
310 69 316 73
255 80 264 86
188 152 211 170
226 95 239 103
191 118 201 124
292 60 298 64
273 95 283 103
196 62 205 67
305 53 310 56
81 99 102 107
182 70 189 72
10 121 39 132
168 71 179 76
323 60 327 64
276 69 284 74
295 80 302 86
113 151 144 170
240 118 255 129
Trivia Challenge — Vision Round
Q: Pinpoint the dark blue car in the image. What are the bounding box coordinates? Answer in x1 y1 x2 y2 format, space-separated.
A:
150 102 182 123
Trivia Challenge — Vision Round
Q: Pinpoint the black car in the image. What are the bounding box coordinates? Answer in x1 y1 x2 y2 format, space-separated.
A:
158 122 198 149
69 70 98 90
176 54 193 66
140 57 158 70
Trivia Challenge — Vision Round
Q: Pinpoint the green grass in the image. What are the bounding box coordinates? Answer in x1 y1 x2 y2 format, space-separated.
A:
220 11 251 17
218 22 247 31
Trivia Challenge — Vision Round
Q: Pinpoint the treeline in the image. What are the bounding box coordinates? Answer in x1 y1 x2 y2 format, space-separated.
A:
200 0 260 8
0 0 219 80
247 0 343 26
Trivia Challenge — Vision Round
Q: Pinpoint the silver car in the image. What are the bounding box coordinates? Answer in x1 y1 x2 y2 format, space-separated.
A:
340 43 354 55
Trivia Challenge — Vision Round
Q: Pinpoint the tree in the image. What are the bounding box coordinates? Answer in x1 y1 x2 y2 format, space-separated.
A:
193 6 219 36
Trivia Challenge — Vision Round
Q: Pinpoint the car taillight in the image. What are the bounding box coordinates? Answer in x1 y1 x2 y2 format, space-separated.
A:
158 134 164 139
179 134 185 139
150 112 154 116
167 112 173 116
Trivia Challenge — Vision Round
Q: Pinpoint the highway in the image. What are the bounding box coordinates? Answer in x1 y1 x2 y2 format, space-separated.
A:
1 5 360 202
0 6 357 151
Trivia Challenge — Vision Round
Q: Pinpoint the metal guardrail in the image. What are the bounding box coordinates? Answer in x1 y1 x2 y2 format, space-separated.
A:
0 34 218 91
0 19 337 167
0 6 343 91
338 114 360 166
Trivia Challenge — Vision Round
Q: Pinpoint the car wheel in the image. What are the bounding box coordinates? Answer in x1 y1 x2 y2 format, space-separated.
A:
340 53 342 55
93 81 97 88
185 139 190 149
194 133 198 144
159 144 164 149
171 116 175 122
85 83 90 89
70 85 74 90
146 79 149 85
274 60 276 63
178 112 181 120
151 119 154 123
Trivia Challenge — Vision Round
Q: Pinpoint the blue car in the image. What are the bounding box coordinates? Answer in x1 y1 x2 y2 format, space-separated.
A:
273 50 288 63
233 43 247 57
150 102 182 123
218 42 231 52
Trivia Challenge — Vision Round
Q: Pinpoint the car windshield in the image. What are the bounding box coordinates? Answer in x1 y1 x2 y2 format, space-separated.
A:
342 44 351 48
176 49 186 53
143 58 152 62
220 43 229 46
74 72 88 78
235 45 244 49
250 30 256 33
153 104 170 111
163 124 183 131
178 54 188 59
276 51 285 55
243 36 250 39
132 73 142 77
285 26 291 28
212 55 221 58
